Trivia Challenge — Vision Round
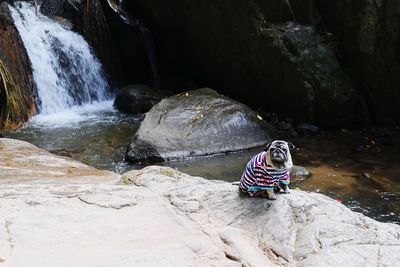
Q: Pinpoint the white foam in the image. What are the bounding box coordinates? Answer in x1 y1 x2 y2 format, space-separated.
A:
29 100 117 128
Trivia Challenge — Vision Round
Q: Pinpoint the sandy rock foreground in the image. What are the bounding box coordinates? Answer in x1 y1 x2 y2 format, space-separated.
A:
1 138 399 266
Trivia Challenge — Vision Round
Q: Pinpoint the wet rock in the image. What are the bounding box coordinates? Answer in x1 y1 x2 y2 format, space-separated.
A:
0 3 36 130
297 122 320 136
63 0 82 20
113 84 165 114
39 0 82 18
77 0 121 87
40 0 65 17
277 120 293 131
100 0 154 88
126 88 276 163
291 165 311 178
130 1 357 127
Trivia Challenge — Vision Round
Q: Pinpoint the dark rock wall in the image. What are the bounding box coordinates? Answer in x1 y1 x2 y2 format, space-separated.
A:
0 2 36 130
40 0 65 16
98 0 153 87
317 0 400 125
128 0 358 128
77 0 121 88
2 0 399 129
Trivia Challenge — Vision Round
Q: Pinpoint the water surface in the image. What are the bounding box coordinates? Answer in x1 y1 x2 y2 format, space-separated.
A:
6 108 400 224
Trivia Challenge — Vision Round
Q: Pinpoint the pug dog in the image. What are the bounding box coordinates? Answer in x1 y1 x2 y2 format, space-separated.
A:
239 140 295 200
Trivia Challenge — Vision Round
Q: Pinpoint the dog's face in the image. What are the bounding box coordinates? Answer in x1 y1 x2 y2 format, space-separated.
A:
264 140 294 170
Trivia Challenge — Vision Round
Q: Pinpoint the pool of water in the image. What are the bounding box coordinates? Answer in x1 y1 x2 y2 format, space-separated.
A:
5 105 400 224
5 101 141 172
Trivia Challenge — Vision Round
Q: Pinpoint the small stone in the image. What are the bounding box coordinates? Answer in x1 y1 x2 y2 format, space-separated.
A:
113 84 166 114
277 121 293 131
291 165 311 177
297 122 319 136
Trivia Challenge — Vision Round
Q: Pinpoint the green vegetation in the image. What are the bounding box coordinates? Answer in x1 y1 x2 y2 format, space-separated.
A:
160 168 176 178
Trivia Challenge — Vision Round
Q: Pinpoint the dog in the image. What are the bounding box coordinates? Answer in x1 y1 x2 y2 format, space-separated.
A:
239 140 294 200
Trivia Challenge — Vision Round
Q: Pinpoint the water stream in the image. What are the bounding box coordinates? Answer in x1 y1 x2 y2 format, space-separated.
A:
9 2 111 114
4 2 400 225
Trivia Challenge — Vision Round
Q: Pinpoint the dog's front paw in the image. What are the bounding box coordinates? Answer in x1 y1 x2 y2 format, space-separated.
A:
281 184 290 194
266 190 277 200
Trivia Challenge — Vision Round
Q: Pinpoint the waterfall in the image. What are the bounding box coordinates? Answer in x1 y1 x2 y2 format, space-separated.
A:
9 2 111 116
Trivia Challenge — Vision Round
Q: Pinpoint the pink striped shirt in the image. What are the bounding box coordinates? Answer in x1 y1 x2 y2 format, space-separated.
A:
240 151 290 196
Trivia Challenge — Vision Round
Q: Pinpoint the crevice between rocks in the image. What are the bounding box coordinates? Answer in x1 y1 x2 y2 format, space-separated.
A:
76 196 137 210
224 251 241 263
259 240 290 264
376 246 382 267
314 233 323 250
4 219 14 250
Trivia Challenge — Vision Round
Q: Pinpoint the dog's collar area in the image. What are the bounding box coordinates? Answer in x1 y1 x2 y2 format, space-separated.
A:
262 152 275 168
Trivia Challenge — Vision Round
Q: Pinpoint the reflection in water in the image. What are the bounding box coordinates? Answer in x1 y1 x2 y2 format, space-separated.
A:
291 134 400 224
5 110 400 225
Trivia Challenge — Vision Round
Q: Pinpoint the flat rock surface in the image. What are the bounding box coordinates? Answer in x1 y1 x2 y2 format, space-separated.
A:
125 167 400 267
0 138 118 183
1 138 400 266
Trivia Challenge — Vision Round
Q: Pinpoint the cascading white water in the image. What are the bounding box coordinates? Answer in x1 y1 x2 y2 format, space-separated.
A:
9 2 111 118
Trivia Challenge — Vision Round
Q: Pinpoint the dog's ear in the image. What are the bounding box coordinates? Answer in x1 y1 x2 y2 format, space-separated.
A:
287 142 296 150
263 142 272 152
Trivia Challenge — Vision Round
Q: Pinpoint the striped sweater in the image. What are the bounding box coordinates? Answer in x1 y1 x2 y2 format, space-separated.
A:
240 151 290 196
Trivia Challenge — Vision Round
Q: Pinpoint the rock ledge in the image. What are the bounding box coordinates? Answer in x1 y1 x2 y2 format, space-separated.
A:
1 138 399 266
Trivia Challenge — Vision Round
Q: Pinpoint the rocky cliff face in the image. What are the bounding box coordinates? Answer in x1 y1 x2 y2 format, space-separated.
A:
317 0 400 125
122 0 400 127
77 0 121 87
127 0 359 128
0 2 36 130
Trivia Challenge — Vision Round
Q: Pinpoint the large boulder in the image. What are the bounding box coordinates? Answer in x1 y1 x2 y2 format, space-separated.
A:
316 0 400 125
0 2 36 130
128 0 358 127
126 88 276 163
113 84 165 114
